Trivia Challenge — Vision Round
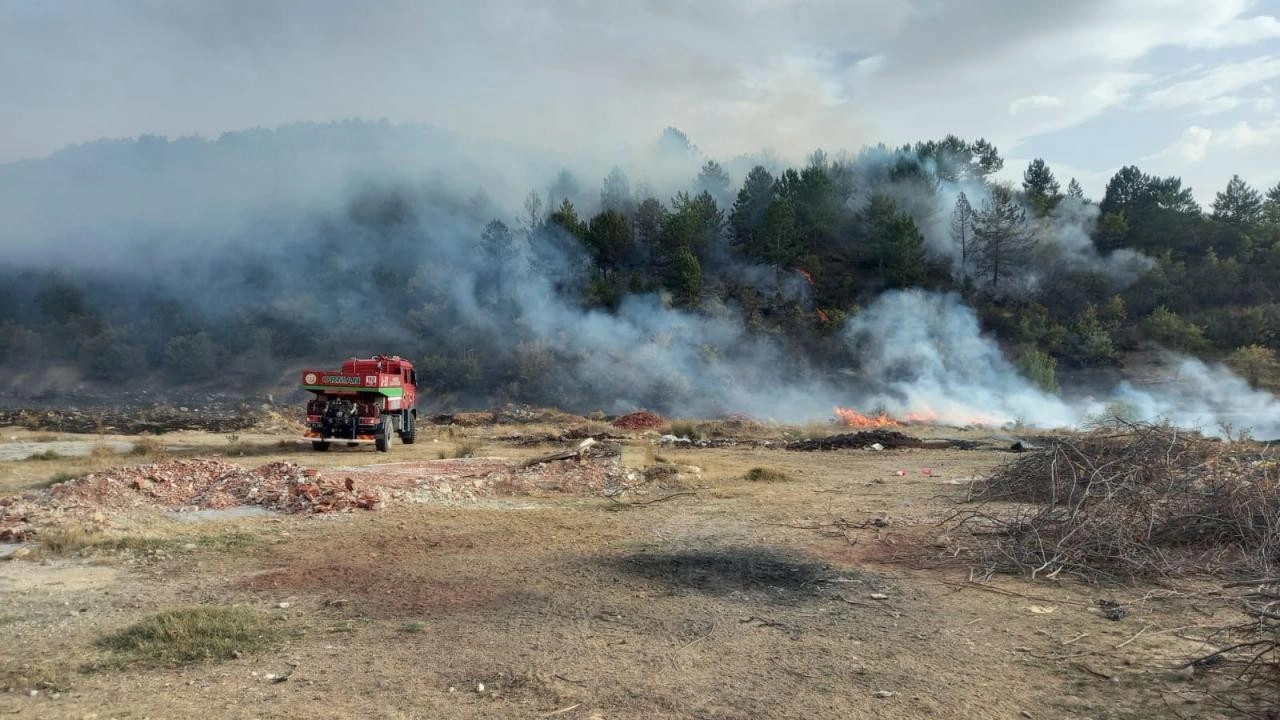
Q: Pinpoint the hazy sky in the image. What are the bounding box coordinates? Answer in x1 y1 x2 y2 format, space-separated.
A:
2 0 1278 201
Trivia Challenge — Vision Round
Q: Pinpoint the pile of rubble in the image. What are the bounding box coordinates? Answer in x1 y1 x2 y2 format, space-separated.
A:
1 458 386 542
612 411 665 430
2 450 647 542
47 458 384 514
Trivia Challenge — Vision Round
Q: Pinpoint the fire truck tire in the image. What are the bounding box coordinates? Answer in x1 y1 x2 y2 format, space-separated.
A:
375 422 390 452
401 410 416 444
312 441 331 451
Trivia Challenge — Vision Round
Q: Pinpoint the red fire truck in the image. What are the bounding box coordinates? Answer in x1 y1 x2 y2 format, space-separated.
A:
300 355 418 452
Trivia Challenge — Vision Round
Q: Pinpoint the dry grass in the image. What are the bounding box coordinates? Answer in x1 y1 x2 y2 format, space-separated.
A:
438 439 482 459
33 526 255 558
129 435 167 458
35 470 81 488
93 606 282 668
744 467 793 483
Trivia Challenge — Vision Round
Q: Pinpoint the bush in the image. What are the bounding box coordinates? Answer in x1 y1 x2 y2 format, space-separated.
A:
668 421 703 440
1143 306 1207 351
1015 349 1058 392
1228 344 1280 388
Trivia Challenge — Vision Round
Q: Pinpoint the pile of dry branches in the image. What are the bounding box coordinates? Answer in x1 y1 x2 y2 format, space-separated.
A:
951 421 1280 716
956 420 1280 581
1186 577 1280 719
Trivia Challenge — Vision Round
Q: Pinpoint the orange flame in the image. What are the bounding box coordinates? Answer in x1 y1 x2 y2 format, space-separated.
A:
835 407 902 428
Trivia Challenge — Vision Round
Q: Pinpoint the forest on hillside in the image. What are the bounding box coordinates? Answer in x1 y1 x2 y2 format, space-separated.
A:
2 122 1279 413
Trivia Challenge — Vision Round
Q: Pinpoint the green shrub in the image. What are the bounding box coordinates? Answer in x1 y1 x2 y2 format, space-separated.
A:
1228 344 1280 388
1143 306 1207 351
1016 349 1059 392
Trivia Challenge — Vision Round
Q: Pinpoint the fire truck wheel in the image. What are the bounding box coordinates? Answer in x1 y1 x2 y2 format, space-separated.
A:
312 441 331 451
375 425 390 453
401 410 416 444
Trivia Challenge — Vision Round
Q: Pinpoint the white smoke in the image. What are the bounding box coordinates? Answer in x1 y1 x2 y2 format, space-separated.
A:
844 290 1081 427
1034 196 1154 284
842 289 1280 438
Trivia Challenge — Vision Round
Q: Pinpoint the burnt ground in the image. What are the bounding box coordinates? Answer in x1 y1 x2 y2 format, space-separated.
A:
0 421 1244 719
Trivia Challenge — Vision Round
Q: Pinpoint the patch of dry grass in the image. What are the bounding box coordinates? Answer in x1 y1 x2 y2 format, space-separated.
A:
438 439 482 459
1 661 73 694
93 606 282 668
34 527 255 558
744 467 793 483
129 435 167 458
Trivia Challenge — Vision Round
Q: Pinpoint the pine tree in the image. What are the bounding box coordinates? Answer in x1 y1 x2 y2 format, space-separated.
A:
1022 158 1062 216
549 199 587 240
755 198 800 267
951 192 975 280
480 219 513 260
696 160 732 206
973 184 1035 290
729 166 776 254
1066 178 1086 201
585 210 633 269
1212 174 1264 226
971 138 1004 176
632 197 666 263
863 195 927 288
1265 181 1280 225
600 167 633 215
665 246 702 304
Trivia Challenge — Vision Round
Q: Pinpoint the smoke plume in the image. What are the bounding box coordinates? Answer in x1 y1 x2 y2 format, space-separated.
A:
846 290 1280 437
3 122 1280 439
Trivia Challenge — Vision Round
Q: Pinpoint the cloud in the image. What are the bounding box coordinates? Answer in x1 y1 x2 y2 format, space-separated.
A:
1140 119 1280 200
1163 125 1216 164
0 0 1278 210
1149 120 1280 167
1140 55 1280 112
1218 119 1280 147
1009 95 1063 115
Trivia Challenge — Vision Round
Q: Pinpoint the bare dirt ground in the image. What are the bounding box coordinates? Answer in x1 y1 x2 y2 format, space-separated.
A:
0 420 1241 719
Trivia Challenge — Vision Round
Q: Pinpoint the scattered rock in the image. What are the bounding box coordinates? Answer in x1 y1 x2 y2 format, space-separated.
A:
874 690 895 698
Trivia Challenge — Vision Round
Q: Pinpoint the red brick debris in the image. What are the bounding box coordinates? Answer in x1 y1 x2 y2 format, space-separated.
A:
612 411 665 430
48 458 385 514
